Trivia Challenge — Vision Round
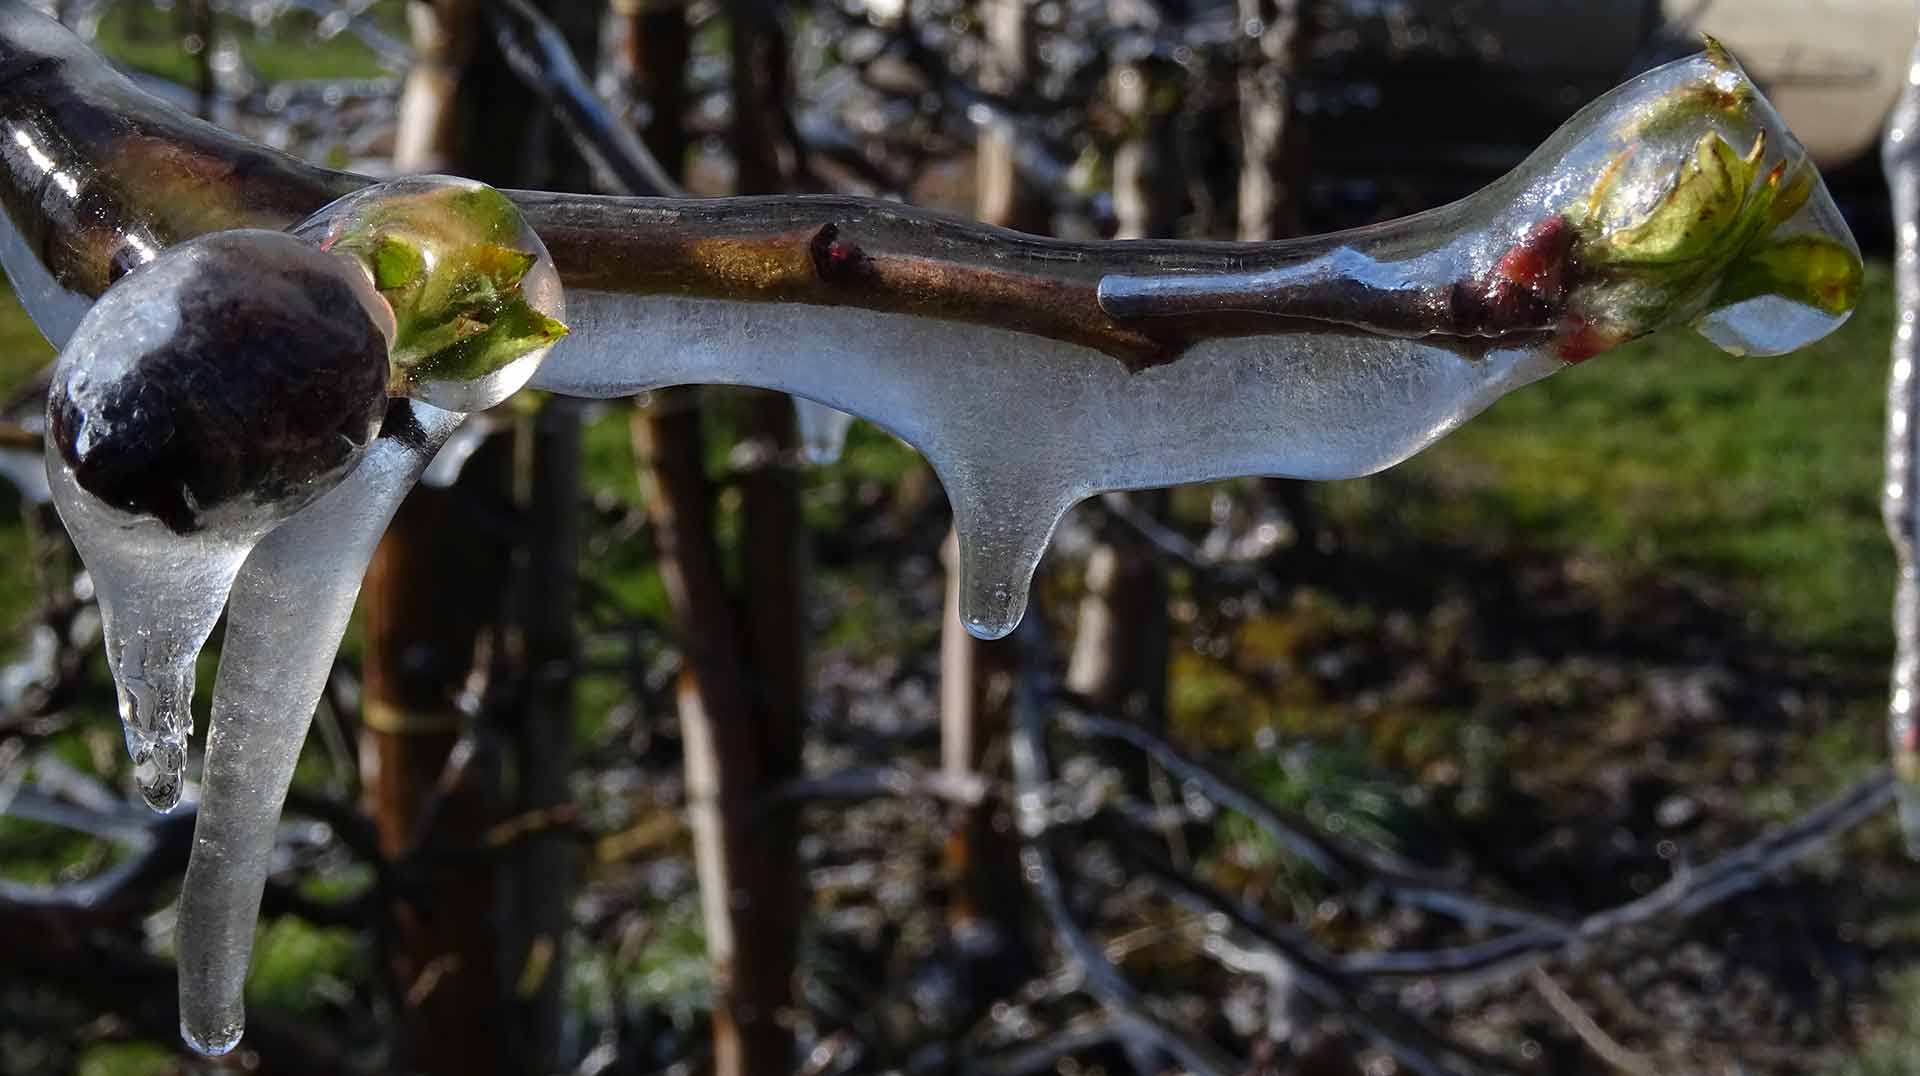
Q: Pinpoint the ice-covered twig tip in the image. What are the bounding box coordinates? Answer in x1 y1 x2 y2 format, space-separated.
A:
0 0 1861 1055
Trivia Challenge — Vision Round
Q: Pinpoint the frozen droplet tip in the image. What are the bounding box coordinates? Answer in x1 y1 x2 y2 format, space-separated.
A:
132 740 186 813
182 1015 244 1057
962 609 1020 642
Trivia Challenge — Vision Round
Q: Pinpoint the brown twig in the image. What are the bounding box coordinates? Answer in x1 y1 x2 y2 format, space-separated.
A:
1007 613 1244 1076
1527 967 1658 1076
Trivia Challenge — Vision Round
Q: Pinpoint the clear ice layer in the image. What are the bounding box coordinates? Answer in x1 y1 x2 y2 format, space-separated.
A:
527 52 1860 638
176 403 463 1056
48 456 246 811
43 231 392 811
290 175 567 413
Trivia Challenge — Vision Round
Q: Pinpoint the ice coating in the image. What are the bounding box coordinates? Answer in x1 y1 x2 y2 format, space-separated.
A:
176 402 464 1056
795 399 855 464
525 50 1862 637
290 176 568 413
0 9 1870 1055
0 4 1862 639
44 231 392 809
1885 28 1920 853
0 2 355 341
49 456 245 812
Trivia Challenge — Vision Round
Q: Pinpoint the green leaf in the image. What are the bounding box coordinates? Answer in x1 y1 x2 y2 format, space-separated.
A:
323 179 568 394
1592 133 1751 267
1714 235 1864 316
406 297 569 385
370 236 424 290
446 186 526 243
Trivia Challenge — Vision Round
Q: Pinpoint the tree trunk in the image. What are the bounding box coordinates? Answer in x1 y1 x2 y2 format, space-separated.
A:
938 533 1022 936
1236 0 1312 243
1063 498 1169 729
366 3 588 1070
1110 52 1183 242
623 7 807 1071
727 0 789 194
974 0 1050 233
361 443 514 1076
616 0 692 176
502 400 583 1069
631 391 798 1076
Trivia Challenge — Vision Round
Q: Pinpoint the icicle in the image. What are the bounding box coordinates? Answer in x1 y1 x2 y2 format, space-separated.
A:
1885 28 1920 854
176 402 464 1057
44 231 394 810
41 175 565 813
793 398 854 464
169 177 565 1053
527 50 1862 638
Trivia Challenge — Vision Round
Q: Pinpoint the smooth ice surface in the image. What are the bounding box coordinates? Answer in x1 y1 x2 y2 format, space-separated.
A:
176 402 462 1056
48 456 246 811
794 399 855 464
531 53 1859 639
290 175 567 413
1885 35 1920 852
538 293 1564 637
0 200 91 347
43 231 390 810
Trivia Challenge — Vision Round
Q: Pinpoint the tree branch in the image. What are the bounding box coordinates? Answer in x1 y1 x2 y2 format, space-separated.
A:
1007 613 1245 1076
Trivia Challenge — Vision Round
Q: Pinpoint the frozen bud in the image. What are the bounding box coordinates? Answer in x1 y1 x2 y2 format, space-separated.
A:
45 229 392 811
49 229 392 537
293 174 568 412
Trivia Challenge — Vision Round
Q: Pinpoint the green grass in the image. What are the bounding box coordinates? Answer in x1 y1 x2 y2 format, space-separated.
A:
1332 261 1898 653
1826 967 1920 1074
92 3 399 85
74 1042 172 1076
247 916 366 1016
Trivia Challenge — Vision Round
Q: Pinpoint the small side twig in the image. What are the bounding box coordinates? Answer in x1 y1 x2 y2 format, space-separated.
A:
1528 967 1658 1076
1009 614 1243 1076
1056 706 1471 893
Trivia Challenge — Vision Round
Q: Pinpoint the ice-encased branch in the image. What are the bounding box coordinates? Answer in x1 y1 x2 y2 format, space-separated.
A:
0 2 1864 640
0 2 1873 1057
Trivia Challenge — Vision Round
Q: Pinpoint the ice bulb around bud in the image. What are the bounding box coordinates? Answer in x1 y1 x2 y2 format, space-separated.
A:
291 175 568 412
45 230 393 810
